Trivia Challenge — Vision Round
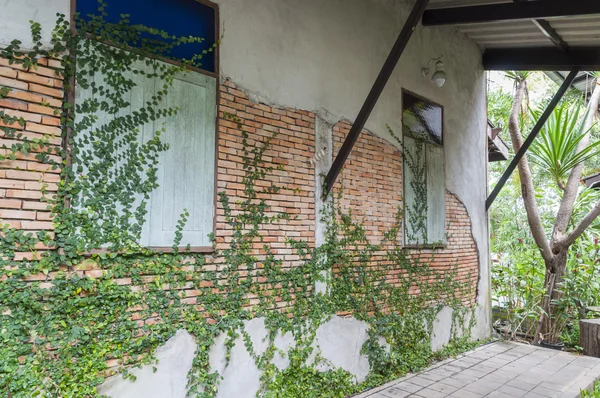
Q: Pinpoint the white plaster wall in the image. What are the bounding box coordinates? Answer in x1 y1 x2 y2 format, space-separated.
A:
0 0 69 50
215 0 491 338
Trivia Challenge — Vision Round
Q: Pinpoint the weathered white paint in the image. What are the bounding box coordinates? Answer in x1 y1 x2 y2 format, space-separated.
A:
98 330 197 398
314 116 334 294
99 310 463 398
431 306 454 352
0 0 69 50
207 319 295 398
403 136 424 245
145 69 216 248
312 316 371 383
213 318 269 398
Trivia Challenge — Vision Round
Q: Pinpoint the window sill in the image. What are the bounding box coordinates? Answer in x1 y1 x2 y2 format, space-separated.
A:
148 246 215 254
58 246 216 257
403 243 447 250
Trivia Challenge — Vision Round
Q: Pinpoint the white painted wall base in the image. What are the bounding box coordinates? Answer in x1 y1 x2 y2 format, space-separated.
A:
98 330 197 398
99 307 474 398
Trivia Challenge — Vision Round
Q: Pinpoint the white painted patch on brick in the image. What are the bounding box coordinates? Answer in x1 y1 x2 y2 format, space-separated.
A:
313 316 370 383
98 330 197 398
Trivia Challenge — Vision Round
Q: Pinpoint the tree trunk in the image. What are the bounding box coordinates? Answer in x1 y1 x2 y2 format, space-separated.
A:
506 78 553 263
536 80 600 344
535 251 568 343
505 75 600 345
580 319 600 358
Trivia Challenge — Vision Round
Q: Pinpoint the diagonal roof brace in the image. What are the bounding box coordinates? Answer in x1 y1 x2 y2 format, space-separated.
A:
322 0 431 199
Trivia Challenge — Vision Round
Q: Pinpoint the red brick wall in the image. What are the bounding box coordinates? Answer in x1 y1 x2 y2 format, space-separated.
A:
0 57 62 258
333 121 479 305
0 58 476 307
0 67 318 326
332 121 403 245
214 79 316 266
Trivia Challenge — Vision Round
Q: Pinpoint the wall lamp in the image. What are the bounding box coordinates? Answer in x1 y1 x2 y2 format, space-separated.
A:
422 55 447 88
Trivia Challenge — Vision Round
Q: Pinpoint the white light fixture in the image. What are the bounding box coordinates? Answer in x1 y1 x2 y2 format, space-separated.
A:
422 55 447 88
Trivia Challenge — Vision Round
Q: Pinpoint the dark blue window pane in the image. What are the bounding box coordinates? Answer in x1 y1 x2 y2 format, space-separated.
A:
76 0 216 73
402 92 443 146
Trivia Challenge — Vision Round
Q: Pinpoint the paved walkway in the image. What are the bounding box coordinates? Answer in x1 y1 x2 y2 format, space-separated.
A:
355 341 600 398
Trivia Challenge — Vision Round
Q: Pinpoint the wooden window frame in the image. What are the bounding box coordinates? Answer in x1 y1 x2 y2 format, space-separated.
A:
401 89 447 250
67 0 220 254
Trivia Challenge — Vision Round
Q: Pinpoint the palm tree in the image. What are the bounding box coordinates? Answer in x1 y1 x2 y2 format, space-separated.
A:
529 102 600 189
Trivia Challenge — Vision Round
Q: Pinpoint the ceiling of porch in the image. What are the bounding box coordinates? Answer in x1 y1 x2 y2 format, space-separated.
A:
423 0 600 95
426 0 600 50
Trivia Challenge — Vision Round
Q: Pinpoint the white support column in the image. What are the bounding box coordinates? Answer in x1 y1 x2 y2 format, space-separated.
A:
314 116 334 295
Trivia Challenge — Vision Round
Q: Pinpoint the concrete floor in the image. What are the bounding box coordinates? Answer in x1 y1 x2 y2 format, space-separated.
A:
355 341 600 398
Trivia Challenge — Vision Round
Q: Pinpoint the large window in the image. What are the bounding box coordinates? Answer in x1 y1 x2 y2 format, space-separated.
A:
402 91 446 246
74 0 218 249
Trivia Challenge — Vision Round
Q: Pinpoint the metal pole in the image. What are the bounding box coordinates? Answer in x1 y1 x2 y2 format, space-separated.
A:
323 0 431 199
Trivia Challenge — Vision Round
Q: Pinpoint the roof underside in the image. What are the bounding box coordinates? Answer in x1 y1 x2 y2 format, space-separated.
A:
428 0 600 50
584 173 600 189
424 0 600 72
547 71 598 98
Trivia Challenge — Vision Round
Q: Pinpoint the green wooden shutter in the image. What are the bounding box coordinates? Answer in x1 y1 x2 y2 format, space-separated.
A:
426 145 446 244
143 69 216 248
403 136 426 245
76 52 216 248
73 57 150 243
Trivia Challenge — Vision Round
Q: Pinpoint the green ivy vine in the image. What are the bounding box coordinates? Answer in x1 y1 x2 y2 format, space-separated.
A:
0 5 483 398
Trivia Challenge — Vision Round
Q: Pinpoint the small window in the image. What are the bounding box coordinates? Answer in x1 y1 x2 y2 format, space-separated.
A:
402 91 446 246
402 90 443 145
75 0 218 73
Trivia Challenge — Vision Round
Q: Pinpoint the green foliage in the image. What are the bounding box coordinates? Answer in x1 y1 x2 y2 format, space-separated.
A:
0 7 481 398
402 138 428 243
487 89 513 129
504 71 531 82
492 190 600 344
488 72 600 346
530 102 600 187
581 381 600 398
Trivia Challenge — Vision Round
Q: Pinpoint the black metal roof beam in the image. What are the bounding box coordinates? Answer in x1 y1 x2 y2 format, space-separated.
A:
483 47 600 71
486 69 579 210
323 0 430 199
423 1 600 26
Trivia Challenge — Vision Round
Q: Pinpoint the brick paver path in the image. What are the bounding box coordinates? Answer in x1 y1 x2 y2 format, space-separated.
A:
355 341 600 398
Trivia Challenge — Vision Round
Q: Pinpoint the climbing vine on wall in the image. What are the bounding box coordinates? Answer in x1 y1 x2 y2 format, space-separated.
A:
0 6 481 398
